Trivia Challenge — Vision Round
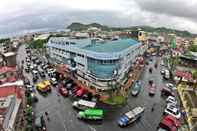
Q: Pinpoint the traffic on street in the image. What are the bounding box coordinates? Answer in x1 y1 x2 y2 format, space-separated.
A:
16 44 183 131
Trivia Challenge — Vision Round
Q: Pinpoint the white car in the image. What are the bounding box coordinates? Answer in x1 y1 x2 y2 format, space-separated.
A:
50 78 57 85
160 69 165 74
166 83 176 90
166 96 177 105
160 60 165 66
164 104 181 119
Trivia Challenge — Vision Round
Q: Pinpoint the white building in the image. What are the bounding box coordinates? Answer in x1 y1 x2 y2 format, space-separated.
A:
47 37 147 91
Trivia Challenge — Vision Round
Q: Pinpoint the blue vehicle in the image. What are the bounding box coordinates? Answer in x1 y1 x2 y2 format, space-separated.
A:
118 106 145 127
131 81 142 96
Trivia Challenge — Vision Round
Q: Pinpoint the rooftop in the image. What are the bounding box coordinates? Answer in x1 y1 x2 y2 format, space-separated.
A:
83 39 139 52
0 85 24 99
0 66 16 74
2 52 16 57
49 37 139 52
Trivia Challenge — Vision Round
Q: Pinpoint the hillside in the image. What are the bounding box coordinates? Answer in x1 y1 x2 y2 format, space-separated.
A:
67 22 196 37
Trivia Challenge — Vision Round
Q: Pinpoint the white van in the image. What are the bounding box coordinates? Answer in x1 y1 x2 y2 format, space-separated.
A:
72 99 96 110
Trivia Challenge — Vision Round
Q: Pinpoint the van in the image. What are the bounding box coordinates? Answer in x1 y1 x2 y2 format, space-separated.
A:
72 99 96 110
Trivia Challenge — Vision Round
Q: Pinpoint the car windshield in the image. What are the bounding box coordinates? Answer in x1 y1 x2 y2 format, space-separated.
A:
166 109 174 114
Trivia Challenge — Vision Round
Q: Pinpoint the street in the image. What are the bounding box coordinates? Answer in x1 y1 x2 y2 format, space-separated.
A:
17 45 172 131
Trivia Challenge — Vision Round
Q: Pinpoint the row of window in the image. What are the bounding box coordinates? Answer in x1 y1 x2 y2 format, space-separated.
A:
50 40 76 46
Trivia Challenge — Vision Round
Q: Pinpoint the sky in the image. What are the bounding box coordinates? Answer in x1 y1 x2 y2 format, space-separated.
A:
0 0 197 37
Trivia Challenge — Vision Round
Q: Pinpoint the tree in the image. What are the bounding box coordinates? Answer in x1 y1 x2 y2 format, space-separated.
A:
192 70 197 80
189 44 197 52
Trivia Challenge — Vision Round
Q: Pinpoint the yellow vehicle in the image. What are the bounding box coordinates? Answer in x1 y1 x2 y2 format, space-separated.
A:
36 80 51 93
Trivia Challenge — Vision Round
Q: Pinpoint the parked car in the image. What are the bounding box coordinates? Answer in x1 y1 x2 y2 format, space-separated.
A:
50 77 57 85
59 86 68 97
39 70 46 78
161 86 175 97
76 88 87 97
32 76 38 83
118 106 145 127
35 116 46 131
77 109 104 120
166 83 176 90
157 115 180 131
163 69 170 79
24 78 30 85
26 85 35 92
160 60 165 66
166 96 177 105
164 104 181 119
32 70 39 78
73 99 96 110
160 68 165 75
25 67 30 73
131 81 142 96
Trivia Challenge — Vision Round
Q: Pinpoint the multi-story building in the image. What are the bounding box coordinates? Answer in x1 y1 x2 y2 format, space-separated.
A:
0 95 21 131
47 37 147 91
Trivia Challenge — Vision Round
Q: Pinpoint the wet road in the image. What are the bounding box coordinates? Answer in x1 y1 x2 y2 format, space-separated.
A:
17 45 171 131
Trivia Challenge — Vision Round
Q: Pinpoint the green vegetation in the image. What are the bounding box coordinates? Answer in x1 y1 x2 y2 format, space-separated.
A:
189 44 197 52
0 38 10 43
67 22 109 31
28 39 47 49
168 56 180 70
104 95 126 105
192 70 197 80
67 22 196 37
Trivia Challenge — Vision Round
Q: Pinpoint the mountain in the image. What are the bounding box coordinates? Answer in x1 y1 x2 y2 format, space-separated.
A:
67 22 196 37
67 22 109 31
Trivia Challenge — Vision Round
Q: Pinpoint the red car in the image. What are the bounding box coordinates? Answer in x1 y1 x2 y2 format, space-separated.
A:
59 87 68 97
161 86 175 97
149 84 156 96
76 88 87 97
157 115 180 131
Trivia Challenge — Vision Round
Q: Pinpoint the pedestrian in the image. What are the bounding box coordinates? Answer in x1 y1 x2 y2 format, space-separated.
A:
151 103 156 112
45 111 48 116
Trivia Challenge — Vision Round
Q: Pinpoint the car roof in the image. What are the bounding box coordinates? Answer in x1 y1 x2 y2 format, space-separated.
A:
161 115 180 127
167 105 178 112
167 96 175 99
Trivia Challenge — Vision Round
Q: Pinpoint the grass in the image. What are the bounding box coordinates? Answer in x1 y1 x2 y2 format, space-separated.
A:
103 95 126 105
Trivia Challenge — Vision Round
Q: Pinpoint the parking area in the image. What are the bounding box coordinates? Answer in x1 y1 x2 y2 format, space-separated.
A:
17 45 183 131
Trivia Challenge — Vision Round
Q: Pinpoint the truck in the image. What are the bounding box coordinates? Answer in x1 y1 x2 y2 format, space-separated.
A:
77 109 103 120
118 106 145 127
72 99 96 110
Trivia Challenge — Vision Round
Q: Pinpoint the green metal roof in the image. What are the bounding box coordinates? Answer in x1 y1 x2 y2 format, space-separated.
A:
83 39 139 52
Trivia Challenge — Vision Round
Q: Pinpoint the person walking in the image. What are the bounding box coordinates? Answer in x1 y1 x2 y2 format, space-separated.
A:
151 103 156 112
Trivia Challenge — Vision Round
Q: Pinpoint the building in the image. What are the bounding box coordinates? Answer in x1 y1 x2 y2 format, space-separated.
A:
33 33 50 41
47 37 147 91
0 66 17 84
0 95 21 131
2 52 16 67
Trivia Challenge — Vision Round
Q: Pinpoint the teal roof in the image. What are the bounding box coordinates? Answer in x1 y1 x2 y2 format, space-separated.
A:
83 39 139 52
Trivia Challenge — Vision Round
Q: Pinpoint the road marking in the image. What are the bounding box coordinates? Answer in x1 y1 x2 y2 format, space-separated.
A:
88 125 96 131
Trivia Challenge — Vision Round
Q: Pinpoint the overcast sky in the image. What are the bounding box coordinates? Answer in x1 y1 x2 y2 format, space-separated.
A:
1 0 197 36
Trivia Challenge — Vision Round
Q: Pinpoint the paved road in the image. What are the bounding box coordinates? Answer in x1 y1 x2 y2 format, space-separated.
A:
17 45 172 131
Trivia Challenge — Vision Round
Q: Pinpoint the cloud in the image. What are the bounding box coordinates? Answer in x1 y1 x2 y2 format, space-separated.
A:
134 0 197 21
1 0 197 36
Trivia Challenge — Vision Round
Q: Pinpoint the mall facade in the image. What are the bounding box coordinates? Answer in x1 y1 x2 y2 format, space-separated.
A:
46 37 147 90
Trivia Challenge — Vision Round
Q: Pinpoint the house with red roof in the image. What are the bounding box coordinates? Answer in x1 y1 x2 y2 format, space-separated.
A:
0 66 17 84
